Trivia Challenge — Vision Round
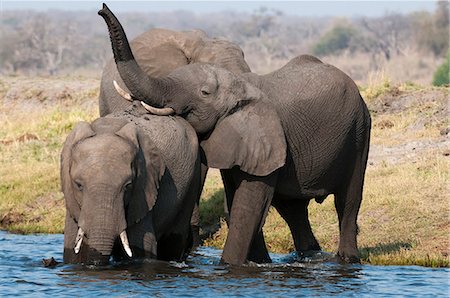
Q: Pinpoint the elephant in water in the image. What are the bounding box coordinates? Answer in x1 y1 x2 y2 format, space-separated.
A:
61 102 201 265
98 18 252 245
99 5 371 265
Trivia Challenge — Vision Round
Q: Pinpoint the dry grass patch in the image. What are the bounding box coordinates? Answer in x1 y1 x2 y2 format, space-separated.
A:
0 76 99 233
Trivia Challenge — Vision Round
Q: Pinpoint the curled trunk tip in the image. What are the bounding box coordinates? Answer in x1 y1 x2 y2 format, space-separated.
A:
98 3 135 63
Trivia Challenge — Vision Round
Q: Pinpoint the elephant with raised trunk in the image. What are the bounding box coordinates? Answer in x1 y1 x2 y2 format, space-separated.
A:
99 4 371 265
99 26 250 116
98 18 251 244
61 103 201 265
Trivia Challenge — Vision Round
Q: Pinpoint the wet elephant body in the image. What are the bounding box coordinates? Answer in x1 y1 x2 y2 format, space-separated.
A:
61 104 201 265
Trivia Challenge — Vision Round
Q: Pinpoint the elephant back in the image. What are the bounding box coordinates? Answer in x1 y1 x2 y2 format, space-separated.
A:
131 28 207 77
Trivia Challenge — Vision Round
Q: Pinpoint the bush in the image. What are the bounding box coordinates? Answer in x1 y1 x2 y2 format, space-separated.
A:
432 51 450 86
313 25 357 56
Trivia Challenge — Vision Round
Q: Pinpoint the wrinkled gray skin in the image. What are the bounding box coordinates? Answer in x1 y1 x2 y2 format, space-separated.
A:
98 22 251 247
99 5 371 265
99 27 251 116
61 103 201 265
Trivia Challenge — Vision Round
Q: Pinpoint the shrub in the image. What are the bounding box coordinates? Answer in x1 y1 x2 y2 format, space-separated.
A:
313 25 357 56
432 51 450 86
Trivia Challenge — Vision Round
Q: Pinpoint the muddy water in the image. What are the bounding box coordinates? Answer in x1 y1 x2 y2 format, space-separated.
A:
0 231 448 297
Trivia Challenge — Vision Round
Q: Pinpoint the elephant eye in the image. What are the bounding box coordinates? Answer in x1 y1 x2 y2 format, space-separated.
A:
74 180 83 192
124 181 133 191
200 86 211 97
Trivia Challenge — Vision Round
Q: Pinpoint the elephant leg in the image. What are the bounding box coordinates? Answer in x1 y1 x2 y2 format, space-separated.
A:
220 169 236 223
272 194 321 252
222 169 270 263
190 162 208 247
247 229 271 263
334 136 369 263
334 170 364 263
221 169 277 265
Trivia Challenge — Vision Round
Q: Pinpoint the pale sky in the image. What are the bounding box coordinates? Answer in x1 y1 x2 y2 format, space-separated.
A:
0 1 438 17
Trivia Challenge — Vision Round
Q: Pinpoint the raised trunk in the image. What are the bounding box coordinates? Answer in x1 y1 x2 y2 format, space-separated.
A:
98 4 168 107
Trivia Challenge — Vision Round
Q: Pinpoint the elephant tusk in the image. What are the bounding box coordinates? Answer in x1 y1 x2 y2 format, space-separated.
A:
113 80 133 102
141 101 175 116
74 228 84 254
114 80 175 116
120 230 132 258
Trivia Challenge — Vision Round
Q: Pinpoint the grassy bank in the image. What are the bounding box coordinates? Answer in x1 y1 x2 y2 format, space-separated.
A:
0 75 448 267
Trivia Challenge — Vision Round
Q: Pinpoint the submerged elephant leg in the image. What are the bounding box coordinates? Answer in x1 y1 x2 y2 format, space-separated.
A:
221 169 277 265
272 195 321 252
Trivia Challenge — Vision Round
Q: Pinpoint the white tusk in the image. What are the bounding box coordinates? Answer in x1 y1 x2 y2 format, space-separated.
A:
141 101 175 116
120 230 132 258
113 80 133 102
74 228 84 254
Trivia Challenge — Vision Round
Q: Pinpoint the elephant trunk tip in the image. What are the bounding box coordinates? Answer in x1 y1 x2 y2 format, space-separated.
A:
98 2 135 63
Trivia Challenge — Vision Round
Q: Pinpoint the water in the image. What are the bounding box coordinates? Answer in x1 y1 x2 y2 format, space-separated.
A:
0 231 449 297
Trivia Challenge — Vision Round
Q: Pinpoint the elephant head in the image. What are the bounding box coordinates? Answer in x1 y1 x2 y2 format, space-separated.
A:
99 5 287 177
61 118 165 265
99 9 250 116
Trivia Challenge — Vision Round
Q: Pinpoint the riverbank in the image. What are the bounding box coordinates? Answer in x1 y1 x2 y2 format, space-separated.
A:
0 75 448 267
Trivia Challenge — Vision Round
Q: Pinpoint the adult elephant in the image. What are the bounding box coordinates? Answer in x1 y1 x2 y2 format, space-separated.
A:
99 5 371 265
61 103 201 265
99 26 250 116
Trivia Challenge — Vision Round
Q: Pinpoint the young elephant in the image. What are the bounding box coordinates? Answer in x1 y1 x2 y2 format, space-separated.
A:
99 5 371 266
61 103 201 265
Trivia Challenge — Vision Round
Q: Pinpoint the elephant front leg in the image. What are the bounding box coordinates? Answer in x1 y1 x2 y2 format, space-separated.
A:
221 170 277 265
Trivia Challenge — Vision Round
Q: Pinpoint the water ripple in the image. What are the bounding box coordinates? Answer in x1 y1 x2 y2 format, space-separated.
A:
0 231 449 297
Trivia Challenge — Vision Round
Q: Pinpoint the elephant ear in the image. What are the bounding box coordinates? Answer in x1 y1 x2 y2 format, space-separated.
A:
61 122 96 220
201 101 287 176
116 123 166 225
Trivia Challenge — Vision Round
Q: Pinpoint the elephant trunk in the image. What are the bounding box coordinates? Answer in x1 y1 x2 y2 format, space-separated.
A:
77 186 131 264
98 3 168 108
88 228 117 258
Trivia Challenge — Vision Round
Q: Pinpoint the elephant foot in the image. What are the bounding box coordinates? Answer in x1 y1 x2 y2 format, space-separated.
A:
297 239 321 252
336 252 361 264
290 250 333 263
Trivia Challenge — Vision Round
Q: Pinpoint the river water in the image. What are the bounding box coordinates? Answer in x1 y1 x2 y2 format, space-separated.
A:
0 231 448 297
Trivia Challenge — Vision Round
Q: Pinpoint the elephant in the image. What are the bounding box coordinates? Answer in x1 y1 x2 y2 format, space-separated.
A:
99 26 251 117
99 4 371 265
98 19 251 246
61 102 201 265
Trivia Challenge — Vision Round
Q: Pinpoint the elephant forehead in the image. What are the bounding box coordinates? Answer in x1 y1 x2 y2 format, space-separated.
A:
73 134 136 163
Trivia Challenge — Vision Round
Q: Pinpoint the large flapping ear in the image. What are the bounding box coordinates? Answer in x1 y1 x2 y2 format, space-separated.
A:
116 123 166 225
61 122 96 220
201 100 287 176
